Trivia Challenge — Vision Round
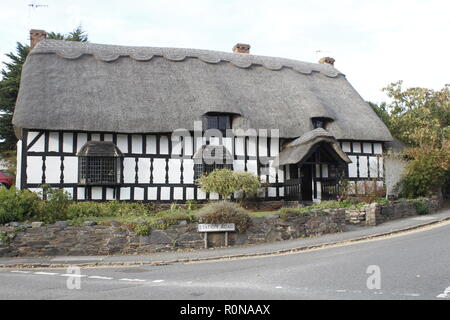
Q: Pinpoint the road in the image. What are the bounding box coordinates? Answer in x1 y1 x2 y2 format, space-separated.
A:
0 221 449 300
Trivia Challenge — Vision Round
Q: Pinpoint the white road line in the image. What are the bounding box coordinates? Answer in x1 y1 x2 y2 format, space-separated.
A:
60 274 87 278
275 286 282 289
336 290 347 293
119 278 146 282
88 276 114 280
33 272 59 276
437 286 450 299
152 280 164 283
10 270 31 274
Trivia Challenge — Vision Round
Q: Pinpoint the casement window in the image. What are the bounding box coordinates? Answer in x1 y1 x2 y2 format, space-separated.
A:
206 114 231 131
193 145 233 181
77 141 123 185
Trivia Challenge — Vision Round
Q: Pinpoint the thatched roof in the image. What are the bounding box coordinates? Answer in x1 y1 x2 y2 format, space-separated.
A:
273 128 351 167
13 40 392 141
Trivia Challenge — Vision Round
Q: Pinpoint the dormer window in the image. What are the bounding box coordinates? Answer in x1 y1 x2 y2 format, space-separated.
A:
311 117 333 129
206 114 231 131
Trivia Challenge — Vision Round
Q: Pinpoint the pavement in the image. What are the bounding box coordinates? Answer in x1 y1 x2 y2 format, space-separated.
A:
1 207 450 269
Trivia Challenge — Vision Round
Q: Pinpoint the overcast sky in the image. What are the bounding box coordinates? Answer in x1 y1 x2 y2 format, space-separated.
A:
0 0 448 103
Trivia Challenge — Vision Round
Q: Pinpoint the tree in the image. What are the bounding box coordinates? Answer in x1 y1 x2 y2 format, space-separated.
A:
375 81 450 198
0 26 88 153
47 25 88 42
0 42 29 152
382 81 449 149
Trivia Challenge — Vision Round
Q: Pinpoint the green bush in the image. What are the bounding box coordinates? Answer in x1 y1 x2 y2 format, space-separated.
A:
67 202 109 219
198 201 251 232
150 209 197 229
399 149 449 198
196 169 261 200
413 200 429 215
133 224 151 236
34 186 72 223
105 201 150 217
233 171 262 200
196 169 238 199
0 187 40 224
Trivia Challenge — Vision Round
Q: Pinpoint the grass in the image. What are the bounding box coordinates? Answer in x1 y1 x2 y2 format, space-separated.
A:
65 199 388 228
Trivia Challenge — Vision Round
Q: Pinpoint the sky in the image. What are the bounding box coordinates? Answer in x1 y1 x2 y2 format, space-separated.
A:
0 0 449 103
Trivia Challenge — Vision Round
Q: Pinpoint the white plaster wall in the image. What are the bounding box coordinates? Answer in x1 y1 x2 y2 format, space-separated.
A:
123 158 136 183
63 157 78 183
27 156 43 184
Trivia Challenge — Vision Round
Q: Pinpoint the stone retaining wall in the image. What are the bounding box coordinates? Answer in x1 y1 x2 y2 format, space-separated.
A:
0 198 440 257
345 197 441 226
0 209 346 257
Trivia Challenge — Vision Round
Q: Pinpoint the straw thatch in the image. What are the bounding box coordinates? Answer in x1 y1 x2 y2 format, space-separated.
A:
13 40 392 141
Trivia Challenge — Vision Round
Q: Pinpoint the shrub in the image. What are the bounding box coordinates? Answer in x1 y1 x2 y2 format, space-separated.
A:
150 209 197 229
133 224 151 236
413 200 429 215
196 169 261 200
105 201 150 217
67 202 109 219
198 201 251 232
34 186 72 223
399 148 449 198
196 169 238 199
0 187 40 224
233 171 262 200
186 200 199 211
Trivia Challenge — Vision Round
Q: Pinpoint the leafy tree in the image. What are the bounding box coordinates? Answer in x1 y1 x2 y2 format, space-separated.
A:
0 26 88 153
382 81 449 148
376 81 450 198
0 42 29 152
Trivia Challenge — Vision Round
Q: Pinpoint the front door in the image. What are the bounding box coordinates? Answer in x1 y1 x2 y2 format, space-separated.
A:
300 164 313 201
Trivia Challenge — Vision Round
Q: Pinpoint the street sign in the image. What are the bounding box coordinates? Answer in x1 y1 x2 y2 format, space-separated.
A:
197 223 235 233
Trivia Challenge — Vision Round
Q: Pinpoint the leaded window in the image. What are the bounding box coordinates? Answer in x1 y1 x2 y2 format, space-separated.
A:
77 141 123 185
193 145 233 181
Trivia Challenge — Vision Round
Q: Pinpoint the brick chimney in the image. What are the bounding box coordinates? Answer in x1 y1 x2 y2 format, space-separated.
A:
232 43 251 54
30 29 47 49
319 57 335 66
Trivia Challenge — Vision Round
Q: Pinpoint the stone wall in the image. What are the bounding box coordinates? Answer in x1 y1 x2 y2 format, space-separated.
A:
0 209 346 257
0 198 440 257
345 197 441 227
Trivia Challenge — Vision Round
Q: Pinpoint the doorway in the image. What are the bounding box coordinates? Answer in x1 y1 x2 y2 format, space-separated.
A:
300 164 313 201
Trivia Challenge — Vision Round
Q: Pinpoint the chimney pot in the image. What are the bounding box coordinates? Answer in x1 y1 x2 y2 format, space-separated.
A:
30 29 47 49
319 56 335 66
232 43 251 54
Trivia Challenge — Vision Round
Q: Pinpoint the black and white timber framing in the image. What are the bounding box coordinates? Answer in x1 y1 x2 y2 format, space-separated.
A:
16 129 385 202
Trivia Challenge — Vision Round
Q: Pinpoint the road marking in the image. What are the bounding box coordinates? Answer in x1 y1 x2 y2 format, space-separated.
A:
88 276 114 280
60 274 87 278
33 272 59 276
275 286 282 289
119 278 146 282
10 270 31 274
152 280 164 283
336 290 347 293
437 286 450 299
400 293 420 297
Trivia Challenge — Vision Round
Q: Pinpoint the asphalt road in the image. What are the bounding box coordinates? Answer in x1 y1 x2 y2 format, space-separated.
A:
0 221 449 300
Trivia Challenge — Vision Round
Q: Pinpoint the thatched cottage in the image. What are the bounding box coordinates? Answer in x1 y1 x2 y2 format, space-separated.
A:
12 31 392 203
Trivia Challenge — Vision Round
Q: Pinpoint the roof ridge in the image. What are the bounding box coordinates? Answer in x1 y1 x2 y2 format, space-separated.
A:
31 39 344 78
